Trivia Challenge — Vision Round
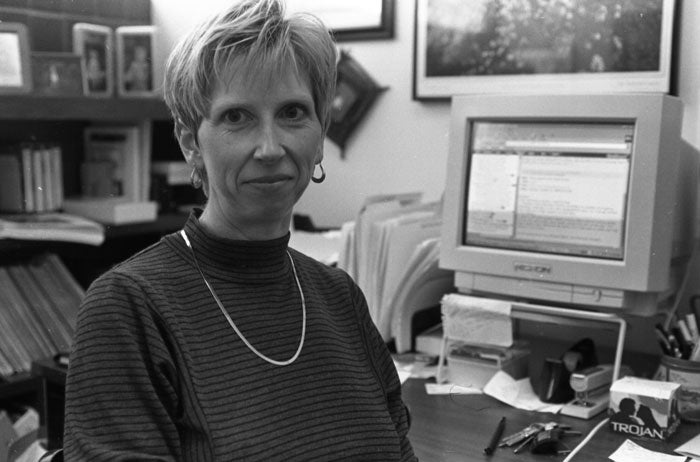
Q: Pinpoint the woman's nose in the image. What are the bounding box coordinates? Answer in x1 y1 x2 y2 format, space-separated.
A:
254 123 285 161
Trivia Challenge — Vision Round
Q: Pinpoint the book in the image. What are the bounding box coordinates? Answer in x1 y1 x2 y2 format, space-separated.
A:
50 145 64 210
0 213 105 246
0 154 24 213
151 161 190 185
83 125 141 201
62 197 157 224
19 144 35 212
31 146 46 212
0 266 54 363
0 254 85 375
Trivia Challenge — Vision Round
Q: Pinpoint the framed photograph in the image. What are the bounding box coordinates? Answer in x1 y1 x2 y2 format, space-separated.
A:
31 52 84 96
82 126 141 201
413 0 677 100
73 23 113 97
116 26 156 97
0 22 32 94
287 0 395 41
326 51 385 153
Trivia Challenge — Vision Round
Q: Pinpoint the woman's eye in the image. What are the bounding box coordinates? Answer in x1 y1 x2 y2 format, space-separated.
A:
282 104 308 121
223 109 247 124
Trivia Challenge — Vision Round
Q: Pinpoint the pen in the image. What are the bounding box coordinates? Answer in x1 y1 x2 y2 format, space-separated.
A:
671 327 691 359
691 341 700 362
657 324 683 359
484 416 506 455
686 314 699 342
655 328 673 356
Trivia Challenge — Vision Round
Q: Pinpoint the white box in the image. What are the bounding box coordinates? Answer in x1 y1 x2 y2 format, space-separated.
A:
608 376 680 441
447 342 530 389
63 197 157 224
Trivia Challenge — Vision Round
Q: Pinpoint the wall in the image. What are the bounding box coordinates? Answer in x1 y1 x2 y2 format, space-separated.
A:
152 0 700 230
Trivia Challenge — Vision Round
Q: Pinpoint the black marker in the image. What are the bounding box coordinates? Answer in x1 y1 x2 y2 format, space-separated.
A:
484 416 506 455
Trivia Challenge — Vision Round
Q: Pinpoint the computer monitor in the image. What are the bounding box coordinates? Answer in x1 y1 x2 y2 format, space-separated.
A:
439 93 698 315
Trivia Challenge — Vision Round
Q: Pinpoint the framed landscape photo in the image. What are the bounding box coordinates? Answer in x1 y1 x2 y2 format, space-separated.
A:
116 26 156 97
31 52 84 96
73 23 113 97
0 22 32 94
287 0 395 41
413 0 677 100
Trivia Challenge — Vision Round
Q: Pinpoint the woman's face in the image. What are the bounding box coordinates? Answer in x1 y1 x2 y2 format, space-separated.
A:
180 62 323 239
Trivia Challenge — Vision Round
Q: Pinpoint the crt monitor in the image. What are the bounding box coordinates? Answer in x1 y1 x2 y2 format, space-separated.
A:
439 93 698 315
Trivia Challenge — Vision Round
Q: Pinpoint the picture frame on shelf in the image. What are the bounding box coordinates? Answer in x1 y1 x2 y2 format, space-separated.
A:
287 0 394 41
326 51 385 153
31 52 84 96
115 26 156 97
413 0 676 100
0 22 32 94
72 23 113 97
82 126 141 202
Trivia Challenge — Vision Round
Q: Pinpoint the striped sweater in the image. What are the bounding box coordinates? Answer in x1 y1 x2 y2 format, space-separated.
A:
64 212 416 461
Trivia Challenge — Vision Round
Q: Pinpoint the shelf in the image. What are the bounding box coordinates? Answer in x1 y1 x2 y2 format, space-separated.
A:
0 213 188 253
104 212 189 239
0 94 171 121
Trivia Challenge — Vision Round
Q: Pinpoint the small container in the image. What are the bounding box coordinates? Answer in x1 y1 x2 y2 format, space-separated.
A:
608 376 680 440
446 342 530 389
653 355 700 422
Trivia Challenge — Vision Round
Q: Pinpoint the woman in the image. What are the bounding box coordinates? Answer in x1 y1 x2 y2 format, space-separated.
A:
63 1 415 460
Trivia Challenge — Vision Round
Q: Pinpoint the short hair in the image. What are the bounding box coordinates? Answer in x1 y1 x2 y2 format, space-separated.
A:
163 0 337 139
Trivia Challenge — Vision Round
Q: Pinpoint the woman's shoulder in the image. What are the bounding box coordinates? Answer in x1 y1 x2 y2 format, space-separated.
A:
88 234 182 290
289 248 351 280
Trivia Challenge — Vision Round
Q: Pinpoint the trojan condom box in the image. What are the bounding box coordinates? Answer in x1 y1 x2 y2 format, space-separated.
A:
608 376 680 441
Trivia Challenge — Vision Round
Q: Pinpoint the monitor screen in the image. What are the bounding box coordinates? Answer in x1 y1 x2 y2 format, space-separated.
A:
464 121 634 260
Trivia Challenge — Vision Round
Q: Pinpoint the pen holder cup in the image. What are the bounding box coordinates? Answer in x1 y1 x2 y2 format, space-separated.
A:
653 356 700 422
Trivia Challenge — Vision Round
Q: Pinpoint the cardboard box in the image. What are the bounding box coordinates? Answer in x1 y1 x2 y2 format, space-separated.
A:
447 342 530 389
608 377 680 440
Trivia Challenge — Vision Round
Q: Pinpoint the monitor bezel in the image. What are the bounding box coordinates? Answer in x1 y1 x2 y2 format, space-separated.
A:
440 93 683 293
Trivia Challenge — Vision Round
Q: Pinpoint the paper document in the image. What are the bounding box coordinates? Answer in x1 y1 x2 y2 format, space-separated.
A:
610 439 687 462
483 371 563 413
676 432 700 460
425 383 482 395
441 294 513 346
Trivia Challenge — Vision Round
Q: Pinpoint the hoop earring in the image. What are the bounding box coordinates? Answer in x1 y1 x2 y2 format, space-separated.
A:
311 163 326 184
190 168 203 189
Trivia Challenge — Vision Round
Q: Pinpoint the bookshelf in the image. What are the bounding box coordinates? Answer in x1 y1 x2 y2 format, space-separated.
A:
0 2 184 450
0 95 170 122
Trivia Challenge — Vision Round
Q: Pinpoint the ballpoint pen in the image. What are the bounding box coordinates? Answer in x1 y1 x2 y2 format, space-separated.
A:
484 416 506 455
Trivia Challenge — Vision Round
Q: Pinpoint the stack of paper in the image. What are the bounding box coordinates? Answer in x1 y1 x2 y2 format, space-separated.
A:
0 212 104 246
337 194 454 345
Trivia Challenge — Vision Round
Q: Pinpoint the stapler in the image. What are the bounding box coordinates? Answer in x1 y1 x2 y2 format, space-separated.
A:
560 364 614 419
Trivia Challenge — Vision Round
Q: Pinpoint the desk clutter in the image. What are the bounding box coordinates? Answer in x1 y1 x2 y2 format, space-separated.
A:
398 291 700 459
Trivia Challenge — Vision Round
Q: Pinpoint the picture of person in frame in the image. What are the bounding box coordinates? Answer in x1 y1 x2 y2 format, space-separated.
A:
82 33 107 93
122 35 152 92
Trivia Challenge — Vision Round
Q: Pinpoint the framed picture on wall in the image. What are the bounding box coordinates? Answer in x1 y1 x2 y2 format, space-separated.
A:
0 22 32 94
31 52 84 96
413 0 677 100
287 0 395 41
115 26 156 97
326 51 385 153
73 23 114 97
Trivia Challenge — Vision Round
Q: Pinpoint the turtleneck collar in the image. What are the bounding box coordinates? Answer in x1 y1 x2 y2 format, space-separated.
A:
177 209 292 283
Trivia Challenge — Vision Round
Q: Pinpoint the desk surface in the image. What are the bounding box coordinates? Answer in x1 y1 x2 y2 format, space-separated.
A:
402 378 700 462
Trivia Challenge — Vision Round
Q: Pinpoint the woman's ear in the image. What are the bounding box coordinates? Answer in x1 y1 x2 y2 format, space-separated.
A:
175 122 200 165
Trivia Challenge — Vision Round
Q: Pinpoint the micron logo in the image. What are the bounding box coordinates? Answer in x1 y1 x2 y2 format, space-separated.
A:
513 262 552 274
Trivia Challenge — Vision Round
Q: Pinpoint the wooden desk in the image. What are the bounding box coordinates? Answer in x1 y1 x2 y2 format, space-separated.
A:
402 378 700 461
